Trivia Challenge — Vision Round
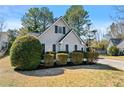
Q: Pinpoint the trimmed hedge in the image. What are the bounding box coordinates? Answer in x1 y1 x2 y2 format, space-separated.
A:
45 51 56 59
10 35 42 70
56 53 68 65
71 51 83 65
44 53 54 67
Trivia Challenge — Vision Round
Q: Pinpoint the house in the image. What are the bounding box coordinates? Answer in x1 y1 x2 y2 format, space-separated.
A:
107 38 124 55
0 32 9 56
117 40 124 53
37 16 86 53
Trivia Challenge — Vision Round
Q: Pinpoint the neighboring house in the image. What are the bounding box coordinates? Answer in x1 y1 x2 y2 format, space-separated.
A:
117 40 124 52
107 38 124 54
0 32 9 56
37 16 86 53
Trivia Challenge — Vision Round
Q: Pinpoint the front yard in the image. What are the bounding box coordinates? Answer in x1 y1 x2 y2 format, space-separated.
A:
0 56 124 87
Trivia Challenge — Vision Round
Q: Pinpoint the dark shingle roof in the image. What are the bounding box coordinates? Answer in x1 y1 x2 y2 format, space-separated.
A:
58 30 72 42
110 38 122 46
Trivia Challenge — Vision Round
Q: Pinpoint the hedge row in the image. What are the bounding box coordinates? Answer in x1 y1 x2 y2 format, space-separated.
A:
43 51 99 67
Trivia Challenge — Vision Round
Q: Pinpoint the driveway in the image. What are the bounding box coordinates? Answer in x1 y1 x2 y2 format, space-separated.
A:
98 58 124 71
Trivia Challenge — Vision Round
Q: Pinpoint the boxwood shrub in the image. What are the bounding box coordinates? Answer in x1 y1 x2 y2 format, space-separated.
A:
56 53 68 65
44 53 54 67
71 51 83 65
10 35 42 70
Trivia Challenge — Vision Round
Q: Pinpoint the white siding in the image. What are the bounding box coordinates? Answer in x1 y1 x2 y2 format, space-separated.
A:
59 31 85 52
38 18 70 52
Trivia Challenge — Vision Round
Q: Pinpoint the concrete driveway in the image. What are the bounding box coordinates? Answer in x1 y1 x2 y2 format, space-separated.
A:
97 58 124 71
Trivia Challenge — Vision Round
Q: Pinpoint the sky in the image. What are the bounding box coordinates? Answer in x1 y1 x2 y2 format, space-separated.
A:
0 5 117 34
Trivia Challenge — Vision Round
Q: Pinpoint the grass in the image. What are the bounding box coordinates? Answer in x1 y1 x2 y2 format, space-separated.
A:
99 55 124 61
0 56 124 87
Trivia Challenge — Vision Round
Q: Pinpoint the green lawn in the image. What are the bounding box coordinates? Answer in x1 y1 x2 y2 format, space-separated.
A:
0 56 124 87
99 55 124 61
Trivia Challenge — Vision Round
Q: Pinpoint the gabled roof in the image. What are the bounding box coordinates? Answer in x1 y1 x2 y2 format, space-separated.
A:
58 30 86 46
117 40 124 49
109 38 122 46
39 16 71 37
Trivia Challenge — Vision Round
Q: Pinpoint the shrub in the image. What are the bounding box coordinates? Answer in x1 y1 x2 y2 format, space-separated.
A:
44 53 54 67
94 52 99 61
108 46 119 56
71 51 83 65
56 53 68 65
87 52 99 63
45 51 56 59
10 35 42 70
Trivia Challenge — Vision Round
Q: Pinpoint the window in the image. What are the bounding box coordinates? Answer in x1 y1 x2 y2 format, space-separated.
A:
81 48 83 52
42 44 45 54
55 26 58 33
66 44 69 53
58 27 62 33
55 26 65 34
74 45 77 51
53 44 56 52
63 27 66 34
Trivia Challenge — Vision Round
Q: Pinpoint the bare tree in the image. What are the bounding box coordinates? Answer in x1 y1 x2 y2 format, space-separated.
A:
0 17 6 42
108 6 124 39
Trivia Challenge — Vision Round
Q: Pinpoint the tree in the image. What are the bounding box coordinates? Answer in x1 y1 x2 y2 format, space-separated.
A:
0 17 6 42
40 7 54 31
108 6 124 39
107 22 124 39
91 39 109 50
64 5 91 37
21 7 53 33
6 29 17 54
17 27 29 36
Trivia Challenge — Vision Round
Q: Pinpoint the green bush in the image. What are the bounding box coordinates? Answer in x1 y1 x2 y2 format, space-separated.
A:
10 35 42 70
56 53 68 65
71 51 83 65
108 46 119 56
44 53 54 67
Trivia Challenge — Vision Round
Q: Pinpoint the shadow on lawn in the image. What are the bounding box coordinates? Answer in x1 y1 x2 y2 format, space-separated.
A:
16 68 64 77
15 63 120 77
66 63 120 71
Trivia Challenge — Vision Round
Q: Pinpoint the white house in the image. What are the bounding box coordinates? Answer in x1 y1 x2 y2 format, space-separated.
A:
107 38 124 55
0 32 9 56
38 16 86 53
